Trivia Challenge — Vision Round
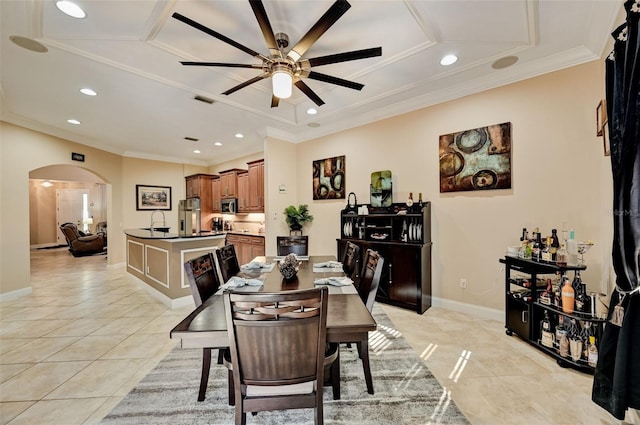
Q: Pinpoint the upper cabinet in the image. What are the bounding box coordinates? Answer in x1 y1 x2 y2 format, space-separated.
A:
237 171 249 213
211 176 221 213
219 168 244 198
247 159 264 212
185 174 215 230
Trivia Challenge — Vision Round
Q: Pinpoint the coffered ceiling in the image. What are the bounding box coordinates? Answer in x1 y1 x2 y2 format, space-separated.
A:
0 0 622 166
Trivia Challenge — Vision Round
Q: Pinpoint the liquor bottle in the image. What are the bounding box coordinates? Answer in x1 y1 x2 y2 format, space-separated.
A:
587 336 598 367
406 192 414 212
417 192 423 211
572 271 587 312
553 273 563 307
556 316 569 356
567 228 578 265
556 243 568 266
532 229 541 261
541 236 552 262
551 229 560 261
520 228 528 242
540 310 554 348
561 275 575 314
540 278 553 304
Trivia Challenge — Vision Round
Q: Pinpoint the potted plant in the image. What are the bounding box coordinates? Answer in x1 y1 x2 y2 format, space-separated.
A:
284 204 314 231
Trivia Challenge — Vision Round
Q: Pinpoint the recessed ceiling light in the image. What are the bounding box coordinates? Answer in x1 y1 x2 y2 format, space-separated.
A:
492 56 519 70
306 108 318 115
440 54 458 66
9 36 47 53
67 119 81 125
193 149 201 154
40 180 54 188
80 88 97 96
56 1 86 18
307 122 320 128
235 133 244 139
214 142 223 146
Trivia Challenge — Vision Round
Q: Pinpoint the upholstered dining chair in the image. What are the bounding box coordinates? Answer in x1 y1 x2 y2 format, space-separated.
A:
341 241 361 283
277 236 309 256
184 252 227 402
223 287 337 425
216 244 240 283
350 249 384 394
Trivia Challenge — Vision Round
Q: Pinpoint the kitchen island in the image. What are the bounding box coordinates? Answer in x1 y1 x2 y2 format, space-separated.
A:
124 229 227 308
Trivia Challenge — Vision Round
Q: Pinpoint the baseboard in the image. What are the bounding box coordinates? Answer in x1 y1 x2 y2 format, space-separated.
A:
126 274 194 309
107 261 126 270
431 296 502 322
0 286 33 302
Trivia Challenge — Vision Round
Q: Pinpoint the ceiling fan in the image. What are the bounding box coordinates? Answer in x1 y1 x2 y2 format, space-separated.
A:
172 0 382 108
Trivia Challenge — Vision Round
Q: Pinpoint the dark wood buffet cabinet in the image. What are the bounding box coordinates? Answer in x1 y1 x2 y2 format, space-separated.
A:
337 202 432 314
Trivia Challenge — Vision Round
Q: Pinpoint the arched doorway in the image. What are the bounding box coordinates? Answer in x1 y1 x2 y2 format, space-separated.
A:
28 164 110 257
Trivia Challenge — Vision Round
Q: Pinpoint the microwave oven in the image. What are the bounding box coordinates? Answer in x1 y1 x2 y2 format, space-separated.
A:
221 198 237 214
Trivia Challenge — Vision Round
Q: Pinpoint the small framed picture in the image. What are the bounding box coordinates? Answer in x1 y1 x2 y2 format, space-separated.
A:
136 185 172 210
596 100 607 137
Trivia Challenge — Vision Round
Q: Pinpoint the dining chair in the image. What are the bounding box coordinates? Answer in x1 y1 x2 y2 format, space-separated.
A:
350 249 384 394
277 236 309 256
184 252 227 402
341 241 361 283
223 287 337 425
216 244 240 283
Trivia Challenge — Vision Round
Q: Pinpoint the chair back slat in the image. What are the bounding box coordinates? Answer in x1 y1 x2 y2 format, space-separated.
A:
216 244 240 282
277 236 309 256
342 241 361 282
357 249 385 312
184 252 220 306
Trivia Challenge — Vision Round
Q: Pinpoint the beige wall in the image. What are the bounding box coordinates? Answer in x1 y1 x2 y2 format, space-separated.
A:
287 61 611 312
1 122 124 296
1 61 613 316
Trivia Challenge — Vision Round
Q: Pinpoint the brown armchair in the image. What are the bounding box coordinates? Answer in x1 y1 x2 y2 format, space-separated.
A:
59 222 106 257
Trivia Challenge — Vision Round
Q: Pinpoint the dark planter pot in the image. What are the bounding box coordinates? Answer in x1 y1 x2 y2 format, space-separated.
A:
289 222 303 231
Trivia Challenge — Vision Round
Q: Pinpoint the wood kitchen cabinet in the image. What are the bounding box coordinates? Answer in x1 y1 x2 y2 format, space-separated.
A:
211 176 221 213
185 174 215 231
226 233 265 265
219 168 244 198
247 159 264 212
237 171 249 213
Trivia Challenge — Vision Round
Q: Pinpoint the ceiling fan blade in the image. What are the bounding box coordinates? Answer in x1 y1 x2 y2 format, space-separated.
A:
305 47 382 67
180 62 263 69
307 71 364 91
249 0 280 57
222 73 270 96
271 95 280 108
294 79 325 107
172 12 267 61
287 0 351 62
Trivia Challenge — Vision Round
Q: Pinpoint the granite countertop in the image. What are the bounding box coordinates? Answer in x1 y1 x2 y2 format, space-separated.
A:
124 229 228 240
226 230 265 238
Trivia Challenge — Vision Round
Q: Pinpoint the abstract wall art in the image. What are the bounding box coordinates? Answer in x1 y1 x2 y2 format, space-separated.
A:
313 155 345 200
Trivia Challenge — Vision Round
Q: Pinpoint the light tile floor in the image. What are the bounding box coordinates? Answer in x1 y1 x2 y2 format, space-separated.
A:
0 247 633 424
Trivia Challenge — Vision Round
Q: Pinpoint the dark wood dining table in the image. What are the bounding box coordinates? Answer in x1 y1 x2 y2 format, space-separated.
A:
169 255 377 398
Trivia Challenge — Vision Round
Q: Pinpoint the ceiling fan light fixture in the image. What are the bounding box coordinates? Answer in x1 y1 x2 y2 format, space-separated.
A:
272 65 293 99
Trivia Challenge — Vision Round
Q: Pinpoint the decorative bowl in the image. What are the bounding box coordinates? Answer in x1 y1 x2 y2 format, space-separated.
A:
278 253 301 280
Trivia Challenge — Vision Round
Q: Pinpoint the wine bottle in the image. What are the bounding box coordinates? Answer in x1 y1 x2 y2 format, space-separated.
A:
561 276 575 314
551 229 560 261
540 310 554 348
541 236 552 262
406 192 414 212
554 273 563 307
588 336 598 367
520 228 528 242
417 192 423 211
573 271 587 312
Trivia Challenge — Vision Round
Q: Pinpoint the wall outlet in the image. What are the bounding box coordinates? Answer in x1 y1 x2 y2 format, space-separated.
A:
460 278 467 289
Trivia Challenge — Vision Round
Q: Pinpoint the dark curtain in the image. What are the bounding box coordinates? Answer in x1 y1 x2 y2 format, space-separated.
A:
592 0 640 420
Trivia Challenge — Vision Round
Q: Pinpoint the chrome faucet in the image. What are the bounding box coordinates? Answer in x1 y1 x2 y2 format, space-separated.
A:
150 210 166 230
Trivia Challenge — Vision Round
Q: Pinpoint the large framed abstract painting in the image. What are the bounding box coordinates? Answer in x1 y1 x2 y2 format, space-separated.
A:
313 155 345 200
439 122 512 193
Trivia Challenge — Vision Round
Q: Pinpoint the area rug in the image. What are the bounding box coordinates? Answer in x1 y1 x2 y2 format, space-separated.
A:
100 305 470 424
